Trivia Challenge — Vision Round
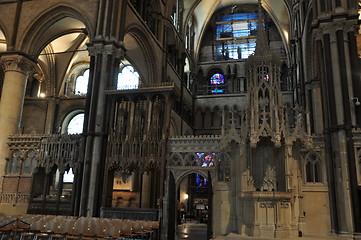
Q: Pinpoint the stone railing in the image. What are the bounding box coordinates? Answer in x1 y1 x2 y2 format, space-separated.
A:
7 134 82 174
106 82 175 91
169 135 221 153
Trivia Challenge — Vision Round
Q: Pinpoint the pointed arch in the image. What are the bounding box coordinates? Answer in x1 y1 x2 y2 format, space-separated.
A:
124 25 158 85
20 5 93 56
0 20 8 52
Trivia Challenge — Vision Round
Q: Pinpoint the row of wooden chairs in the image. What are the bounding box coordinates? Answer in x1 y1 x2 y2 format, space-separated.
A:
0 214 159 240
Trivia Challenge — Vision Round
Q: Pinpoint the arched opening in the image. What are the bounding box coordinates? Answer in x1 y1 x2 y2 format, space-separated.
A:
124 28 157 85
207 68 225 94
167 170 213 240
0 28 6 99
117 62 141 90
175 172 212 239
0 27 6 52
61 110 84 134
23 14 90 98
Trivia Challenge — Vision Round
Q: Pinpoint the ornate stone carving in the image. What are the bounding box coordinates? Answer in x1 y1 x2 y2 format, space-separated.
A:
38 134 81 174
87 43 125 59
106 96 168 172
260 202 274 208
7 134 82 175
169 135 221 152
0 55 34 74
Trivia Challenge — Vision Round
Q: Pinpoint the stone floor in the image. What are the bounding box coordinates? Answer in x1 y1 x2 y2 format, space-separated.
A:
177 221 208 240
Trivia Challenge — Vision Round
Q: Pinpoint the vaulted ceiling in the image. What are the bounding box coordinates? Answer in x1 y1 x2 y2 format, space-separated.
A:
182 0 291 56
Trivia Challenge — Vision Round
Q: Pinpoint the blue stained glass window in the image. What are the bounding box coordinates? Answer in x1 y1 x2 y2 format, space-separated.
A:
217 12 258 22
195 173 208 192
195 174 207 186
216 21 258 39
210 73 225 85
216 41 256 60
215 12 258 60
209 74 225 94
196 152 219 167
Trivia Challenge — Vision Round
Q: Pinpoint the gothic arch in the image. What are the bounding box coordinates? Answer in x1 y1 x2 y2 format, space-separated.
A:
303 2 315 81
303 150 324 183
207 66 224 77
60 61 90 97
0 21 8 52
169 119 178 137
170 168 214 186
20 5 92 56
124 26 158 85
59 107 85 134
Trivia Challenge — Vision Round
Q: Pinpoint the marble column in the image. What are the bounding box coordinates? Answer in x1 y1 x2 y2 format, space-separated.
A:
0 54 33 191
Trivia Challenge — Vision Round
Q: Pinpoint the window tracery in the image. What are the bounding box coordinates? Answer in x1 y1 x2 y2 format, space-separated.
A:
305 151 322 183
215 12 258 60
117 64 140 90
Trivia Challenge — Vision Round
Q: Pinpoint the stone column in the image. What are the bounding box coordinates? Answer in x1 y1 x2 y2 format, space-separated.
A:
317 21 360 233
0 54 33 191
311 81 324 134
79 43 124 217
141 171 151 208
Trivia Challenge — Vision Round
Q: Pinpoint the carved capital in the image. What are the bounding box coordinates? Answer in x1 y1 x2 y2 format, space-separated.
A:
312 29 323 41
87 42 125 59
344 20 360 35
0 55 34 75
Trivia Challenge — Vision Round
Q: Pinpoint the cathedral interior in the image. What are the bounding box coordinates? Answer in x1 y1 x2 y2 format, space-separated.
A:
0 0 360 239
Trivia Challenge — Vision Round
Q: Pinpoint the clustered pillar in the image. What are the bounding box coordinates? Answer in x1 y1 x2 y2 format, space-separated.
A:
0 54 34 191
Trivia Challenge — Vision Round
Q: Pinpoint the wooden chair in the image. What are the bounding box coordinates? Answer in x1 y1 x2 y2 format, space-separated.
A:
67 217 86 240
119 221 137 239
0 218 17 240
48 217 71 240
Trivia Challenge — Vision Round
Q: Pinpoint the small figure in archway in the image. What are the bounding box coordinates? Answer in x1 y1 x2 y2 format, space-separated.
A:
180 203 186 223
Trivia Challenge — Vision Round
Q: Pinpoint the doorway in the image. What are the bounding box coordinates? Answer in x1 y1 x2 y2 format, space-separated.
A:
167 171 213 240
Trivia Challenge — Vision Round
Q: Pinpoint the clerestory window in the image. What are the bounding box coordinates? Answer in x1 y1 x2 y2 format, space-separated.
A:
117 64 140 90
215 12 258 60
67 113 84 134
74 69 89 95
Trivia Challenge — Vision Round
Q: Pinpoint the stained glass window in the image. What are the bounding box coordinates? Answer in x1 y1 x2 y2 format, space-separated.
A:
210 73 225 85
195 174 208 186
209 74 225 94
262 74 270 82
215 12 258 60
196 152 220 167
